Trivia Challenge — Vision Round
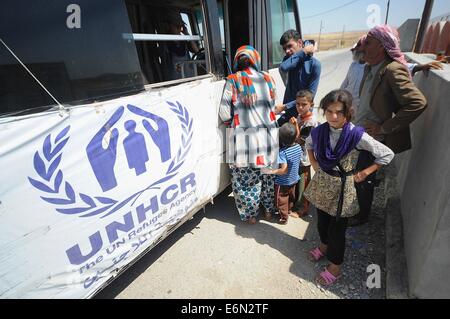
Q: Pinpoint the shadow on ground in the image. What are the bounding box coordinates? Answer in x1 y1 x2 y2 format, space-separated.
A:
204 186 387 299
94 209 206 299
95 183 386 299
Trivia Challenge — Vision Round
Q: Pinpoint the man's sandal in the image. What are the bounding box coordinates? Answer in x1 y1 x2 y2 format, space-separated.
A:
315 268 341 286
309 247 325 262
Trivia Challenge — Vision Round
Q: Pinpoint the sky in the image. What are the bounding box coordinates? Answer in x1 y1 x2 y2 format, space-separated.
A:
299 0 450 34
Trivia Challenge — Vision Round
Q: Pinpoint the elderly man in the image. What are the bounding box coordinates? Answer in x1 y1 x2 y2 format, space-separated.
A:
349 25 428 227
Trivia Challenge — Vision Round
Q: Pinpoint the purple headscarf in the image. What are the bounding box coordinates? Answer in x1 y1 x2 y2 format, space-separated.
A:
311 122 365 173
366 25 408 67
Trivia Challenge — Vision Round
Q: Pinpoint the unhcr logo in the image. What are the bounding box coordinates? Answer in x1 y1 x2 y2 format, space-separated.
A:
28 101 193 219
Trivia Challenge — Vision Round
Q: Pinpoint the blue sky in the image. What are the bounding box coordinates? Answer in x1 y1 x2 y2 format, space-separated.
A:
299 0 450 34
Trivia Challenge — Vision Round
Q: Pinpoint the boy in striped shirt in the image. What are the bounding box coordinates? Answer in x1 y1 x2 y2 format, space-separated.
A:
263 118 303 224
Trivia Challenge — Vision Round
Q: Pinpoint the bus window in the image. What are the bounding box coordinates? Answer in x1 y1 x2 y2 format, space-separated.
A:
267 0 298 66
0 0 144 117
124 0 208 85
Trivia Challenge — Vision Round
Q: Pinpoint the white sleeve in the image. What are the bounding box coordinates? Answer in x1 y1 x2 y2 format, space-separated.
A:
340 65 351 90
305 134 314 150
407 62 417 75
219 81 233 122
356 133 394 165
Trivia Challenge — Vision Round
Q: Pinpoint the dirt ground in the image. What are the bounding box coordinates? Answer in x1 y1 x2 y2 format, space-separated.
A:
95 178 387 299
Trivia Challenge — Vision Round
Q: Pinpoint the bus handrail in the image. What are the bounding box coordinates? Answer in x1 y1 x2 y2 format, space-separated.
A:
123 33 202 42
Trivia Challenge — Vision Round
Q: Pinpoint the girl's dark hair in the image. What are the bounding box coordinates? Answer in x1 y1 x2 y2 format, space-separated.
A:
279 123 297 147
320 89 353 122
235 55 251 72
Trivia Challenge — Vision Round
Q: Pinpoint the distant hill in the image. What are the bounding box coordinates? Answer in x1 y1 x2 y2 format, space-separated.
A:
303 30 368 51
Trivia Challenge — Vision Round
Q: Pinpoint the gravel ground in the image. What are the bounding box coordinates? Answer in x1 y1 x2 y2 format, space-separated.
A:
301 175 387 299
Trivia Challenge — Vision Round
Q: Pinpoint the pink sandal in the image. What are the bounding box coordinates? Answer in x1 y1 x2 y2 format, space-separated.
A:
316 268 341 286
309 247 324 262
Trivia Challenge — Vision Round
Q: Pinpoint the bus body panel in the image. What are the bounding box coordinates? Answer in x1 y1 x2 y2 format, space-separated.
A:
0 76 229 298
0 0 299 298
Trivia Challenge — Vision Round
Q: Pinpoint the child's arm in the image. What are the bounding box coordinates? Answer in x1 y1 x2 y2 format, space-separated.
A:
290 117 300 138
353 133 395 183
265 163 288 175
354 163 382 183
262 148 288 175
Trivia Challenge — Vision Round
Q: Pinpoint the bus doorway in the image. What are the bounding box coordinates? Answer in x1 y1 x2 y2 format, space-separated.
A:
221 0 250 73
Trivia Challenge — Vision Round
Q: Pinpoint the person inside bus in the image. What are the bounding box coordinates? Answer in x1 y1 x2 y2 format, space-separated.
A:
160 9 199 81
219 45 278 225
275 30 321 126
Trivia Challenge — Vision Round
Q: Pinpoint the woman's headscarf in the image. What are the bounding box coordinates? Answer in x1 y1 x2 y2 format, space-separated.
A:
227 45 276 106
366 25 408 67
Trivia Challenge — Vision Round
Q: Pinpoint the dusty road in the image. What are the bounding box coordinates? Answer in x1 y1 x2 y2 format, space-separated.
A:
95 49 387 299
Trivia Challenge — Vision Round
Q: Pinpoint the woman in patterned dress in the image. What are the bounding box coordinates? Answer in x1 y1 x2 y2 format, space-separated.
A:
219 45 278 224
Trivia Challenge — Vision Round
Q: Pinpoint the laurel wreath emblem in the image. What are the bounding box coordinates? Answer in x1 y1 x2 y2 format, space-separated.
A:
28 101 193 219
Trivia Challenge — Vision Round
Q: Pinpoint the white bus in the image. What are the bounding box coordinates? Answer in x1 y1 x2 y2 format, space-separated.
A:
0 0 301 298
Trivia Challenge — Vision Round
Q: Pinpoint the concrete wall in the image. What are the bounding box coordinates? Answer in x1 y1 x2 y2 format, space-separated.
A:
398 19 420 52
395 53 450 298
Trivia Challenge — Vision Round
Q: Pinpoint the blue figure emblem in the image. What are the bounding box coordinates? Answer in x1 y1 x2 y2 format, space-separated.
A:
128 104 171 163
123 120 149 176
86 104 172 192
86 107 124 192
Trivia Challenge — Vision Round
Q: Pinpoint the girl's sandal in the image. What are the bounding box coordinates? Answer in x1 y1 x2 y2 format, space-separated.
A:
309 247 325 262
315 268 341 286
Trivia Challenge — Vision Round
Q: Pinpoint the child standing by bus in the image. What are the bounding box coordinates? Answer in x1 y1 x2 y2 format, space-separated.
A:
263 119 302 224
303 89 394 286
291 90 319 217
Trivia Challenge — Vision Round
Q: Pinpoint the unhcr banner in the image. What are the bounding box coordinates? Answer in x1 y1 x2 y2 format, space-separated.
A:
0 80 226 298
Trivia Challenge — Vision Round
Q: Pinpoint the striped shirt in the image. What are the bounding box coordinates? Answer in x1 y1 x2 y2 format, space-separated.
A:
275 144 302 186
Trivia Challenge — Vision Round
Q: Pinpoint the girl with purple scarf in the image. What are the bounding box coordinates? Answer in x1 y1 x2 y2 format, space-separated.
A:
303 90 394 286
